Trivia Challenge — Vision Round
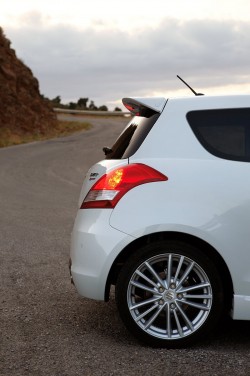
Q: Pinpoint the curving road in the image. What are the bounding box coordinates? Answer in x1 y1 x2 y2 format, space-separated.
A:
1 116 250 375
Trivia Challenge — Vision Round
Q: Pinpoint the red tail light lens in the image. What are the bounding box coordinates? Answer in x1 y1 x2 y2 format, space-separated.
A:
81 163 168 209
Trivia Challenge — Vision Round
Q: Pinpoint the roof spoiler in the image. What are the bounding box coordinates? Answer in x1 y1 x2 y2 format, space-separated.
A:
122 97 167 117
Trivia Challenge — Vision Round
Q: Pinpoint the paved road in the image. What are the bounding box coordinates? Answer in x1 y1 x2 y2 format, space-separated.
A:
1 116 250 376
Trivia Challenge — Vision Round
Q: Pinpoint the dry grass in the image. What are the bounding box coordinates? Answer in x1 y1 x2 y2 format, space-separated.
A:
0 120 92 148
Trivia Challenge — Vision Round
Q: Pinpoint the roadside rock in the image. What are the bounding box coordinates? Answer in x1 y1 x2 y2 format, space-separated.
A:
0 27 57 133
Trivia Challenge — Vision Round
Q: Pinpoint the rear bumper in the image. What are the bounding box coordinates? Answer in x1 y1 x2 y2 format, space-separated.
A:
70 209 134 301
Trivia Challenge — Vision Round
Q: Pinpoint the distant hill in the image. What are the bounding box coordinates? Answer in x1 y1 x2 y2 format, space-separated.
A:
0 27 57 136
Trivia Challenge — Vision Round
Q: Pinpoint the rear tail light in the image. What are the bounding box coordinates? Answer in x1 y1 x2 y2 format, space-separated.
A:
81 163 168 209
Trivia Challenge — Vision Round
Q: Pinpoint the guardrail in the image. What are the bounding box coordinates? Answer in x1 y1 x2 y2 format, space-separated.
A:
54 108 131 116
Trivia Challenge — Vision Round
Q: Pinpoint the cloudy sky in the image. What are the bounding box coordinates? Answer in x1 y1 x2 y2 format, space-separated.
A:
1 0 250 109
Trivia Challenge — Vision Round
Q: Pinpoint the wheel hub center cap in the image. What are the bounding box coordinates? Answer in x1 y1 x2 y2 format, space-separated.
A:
163 290 175 301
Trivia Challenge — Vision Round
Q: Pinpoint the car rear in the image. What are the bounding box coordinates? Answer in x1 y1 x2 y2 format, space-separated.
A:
70 97 167 300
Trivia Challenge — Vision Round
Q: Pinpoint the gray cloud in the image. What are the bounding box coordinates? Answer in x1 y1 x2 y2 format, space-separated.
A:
4 17 250 107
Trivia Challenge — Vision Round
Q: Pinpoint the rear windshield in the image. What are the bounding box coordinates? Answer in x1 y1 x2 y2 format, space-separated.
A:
187 108 250 162
105 113 160 159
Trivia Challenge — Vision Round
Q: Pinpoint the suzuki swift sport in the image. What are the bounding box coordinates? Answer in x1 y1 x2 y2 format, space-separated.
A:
70 94 250 348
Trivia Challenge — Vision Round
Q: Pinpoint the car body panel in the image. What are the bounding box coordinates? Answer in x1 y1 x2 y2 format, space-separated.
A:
70 209 135 300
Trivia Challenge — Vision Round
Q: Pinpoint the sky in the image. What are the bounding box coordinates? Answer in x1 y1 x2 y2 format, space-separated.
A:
1 0 250 109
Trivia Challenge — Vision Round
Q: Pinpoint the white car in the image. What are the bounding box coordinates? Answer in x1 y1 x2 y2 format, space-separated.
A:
70 93 250 348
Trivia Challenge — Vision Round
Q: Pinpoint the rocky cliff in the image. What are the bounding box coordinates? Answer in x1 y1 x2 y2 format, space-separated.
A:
0 27 57 135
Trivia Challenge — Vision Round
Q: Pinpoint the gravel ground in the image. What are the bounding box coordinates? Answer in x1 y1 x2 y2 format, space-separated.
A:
1 116 250 376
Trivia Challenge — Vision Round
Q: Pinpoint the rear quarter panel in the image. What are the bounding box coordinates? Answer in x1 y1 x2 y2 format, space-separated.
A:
110 157 250 296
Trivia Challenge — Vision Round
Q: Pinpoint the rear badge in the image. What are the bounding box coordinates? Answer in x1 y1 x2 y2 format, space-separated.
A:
89 172 99 181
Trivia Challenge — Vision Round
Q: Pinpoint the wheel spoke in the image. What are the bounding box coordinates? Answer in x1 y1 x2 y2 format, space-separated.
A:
178 282 210 293
173 309 184 337
130 280 157 295
144 261 165 288
135 269 159 289
144 304 166 329
176 261 195 288
181 300 210 311
173 255 184 283
176 301 194 331
167 254 173 288
130 296 160 311
185 294 212 299
135 303 158 322
166 304 171 338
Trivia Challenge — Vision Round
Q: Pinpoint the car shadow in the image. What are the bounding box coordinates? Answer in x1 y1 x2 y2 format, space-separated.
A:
75 295 250 349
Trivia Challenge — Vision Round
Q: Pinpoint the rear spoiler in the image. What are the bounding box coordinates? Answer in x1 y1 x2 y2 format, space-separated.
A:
122 97 167 117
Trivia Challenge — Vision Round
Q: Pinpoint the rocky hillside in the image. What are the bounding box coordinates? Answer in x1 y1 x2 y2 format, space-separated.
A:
0 27 57 135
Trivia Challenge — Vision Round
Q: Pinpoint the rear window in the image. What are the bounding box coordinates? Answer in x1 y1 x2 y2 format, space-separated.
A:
187 108 250 162
105 113 160 159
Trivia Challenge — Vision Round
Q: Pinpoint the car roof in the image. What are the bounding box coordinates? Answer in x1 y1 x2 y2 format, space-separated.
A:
166 94 250 111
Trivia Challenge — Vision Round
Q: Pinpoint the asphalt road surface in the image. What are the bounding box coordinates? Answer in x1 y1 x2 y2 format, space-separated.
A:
1 116 250 376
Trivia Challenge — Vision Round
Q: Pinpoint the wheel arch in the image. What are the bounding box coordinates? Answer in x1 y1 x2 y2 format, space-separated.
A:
105 231 234 309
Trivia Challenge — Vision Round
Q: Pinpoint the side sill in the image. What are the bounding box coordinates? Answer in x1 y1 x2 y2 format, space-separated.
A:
232 295 250 320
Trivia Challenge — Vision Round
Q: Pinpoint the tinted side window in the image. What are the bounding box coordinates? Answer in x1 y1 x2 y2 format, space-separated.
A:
106 113 160 159
187 108 250 162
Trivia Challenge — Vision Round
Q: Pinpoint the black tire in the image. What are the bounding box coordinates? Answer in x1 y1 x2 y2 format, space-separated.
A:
115 240 224 348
